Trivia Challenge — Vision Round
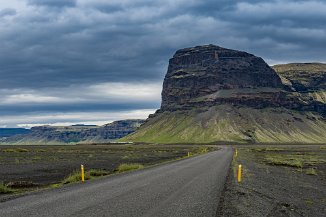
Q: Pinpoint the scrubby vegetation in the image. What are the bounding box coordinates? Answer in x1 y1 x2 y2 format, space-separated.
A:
117 163 144 173
265 155 303 168
247 147 326 170
264 153 325 168
6 181 37 188
62 170 87 184
305 168 317 175
62 169 110 184
249 146 326 173
2 148 29 153
89 169 109 177
0 182 14 194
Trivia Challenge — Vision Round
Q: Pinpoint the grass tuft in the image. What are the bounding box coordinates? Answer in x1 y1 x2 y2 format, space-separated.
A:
252 148 284 152
117 163 144 173
62 169 109 184
89 169 109 177
0 182 14 194
305 168 317 176
62 171 86 184
6 181 37 188
196 147 209 154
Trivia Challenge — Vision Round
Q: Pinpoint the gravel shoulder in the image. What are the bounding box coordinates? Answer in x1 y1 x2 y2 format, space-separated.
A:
218 145 326 217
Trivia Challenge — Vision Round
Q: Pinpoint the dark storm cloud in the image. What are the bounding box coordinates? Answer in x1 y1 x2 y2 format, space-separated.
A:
2 0 325 89
27 0 76 8
0 101 158 116
0 0 325 126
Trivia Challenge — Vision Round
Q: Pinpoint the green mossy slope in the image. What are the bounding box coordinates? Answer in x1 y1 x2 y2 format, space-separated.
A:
121 105 326 144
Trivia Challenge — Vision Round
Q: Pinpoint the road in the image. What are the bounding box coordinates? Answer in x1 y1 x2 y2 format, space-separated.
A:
0 147 233 217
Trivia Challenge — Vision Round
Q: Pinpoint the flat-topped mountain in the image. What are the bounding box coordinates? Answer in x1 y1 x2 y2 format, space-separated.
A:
161 44 283 111
158 45 325 116
122 45 326 144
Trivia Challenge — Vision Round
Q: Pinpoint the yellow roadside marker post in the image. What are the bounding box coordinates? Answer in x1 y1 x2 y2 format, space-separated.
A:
188 152 190 157
237 164 242 183
81 165 85 183
235 149 238 157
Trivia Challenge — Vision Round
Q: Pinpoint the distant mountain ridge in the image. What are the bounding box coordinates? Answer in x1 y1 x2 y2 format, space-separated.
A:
0 128 30 138
122 45 326 144
2 120 145 145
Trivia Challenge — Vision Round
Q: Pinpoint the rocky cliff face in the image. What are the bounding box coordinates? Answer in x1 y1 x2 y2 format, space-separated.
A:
3 120 145 144
123 45 326 144
158 45 325 116
161 44 283 111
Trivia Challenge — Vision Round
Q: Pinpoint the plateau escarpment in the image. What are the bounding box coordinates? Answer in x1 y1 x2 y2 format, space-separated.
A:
123 45 326 144
3 120 144 145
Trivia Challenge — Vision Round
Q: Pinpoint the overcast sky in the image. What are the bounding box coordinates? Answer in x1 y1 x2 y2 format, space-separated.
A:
0 0 325 127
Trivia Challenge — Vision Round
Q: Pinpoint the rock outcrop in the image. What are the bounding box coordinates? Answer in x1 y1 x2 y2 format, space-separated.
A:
122 45 326 144
273 63 326 104
273 63 326 90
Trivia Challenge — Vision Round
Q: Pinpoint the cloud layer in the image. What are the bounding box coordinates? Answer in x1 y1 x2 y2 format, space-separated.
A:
0 0 325 127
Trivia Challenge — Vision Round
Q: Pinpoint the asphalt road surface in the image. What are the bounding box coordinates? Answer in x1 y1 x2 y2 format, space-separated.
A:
0 147 233 217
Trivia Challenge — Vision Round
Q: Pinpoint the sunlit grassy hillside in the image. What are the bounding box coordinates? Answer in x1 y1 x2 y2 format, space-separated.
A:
121 105 326 144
